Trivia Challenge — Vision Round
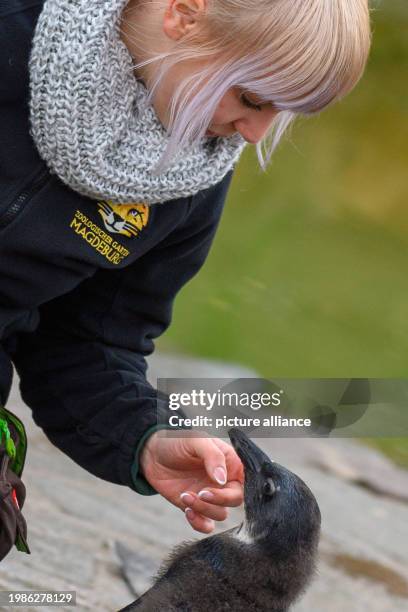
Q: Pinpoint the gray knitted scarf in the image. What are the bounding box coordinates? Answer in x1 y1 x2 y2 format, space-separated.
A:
28 0 246 204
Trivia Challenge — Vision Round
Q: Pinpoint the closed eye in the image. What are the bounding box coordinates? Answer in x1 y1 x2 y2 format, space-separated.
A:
239 91 278 114
240 93 262 112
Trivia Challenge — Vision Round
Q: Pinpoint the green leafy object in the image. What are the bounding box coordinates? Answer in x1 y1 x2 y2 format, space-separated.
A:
15 532 30 554
5 437 16 460
0 407 27 477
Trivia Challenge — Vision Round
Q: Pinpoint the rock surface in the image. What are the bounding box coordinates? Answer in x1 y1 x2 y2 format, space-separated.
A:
0 351 407 611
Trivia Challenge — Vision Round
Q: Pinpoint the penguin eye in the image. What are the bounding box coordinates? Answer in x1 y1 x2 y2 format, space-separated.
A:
263 478 276 497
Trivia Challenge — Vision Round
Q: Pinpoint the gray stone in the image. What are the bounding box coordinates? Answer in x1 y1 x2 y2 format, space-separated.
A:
115 541 161 597
1 353 407 611
146 351 259 383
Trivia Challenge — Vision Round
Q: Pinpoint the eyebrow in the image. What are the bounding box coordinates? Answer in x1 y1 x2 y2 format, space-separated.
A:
246 93 262 103
244 91 273 107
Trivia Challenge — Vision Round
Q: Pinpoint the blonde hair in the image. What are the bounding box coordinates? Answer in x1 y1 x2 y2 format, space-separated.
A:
122 0 372 174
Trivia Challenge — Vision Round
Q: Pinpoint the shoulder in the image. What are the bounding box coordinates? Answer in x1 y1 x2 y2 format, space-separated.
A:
0 0 44 20
0 1 44 101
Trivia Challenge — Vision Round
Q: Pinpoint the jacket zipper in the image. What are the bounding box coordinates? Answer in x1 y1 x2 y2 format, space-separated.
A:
0 167 49 230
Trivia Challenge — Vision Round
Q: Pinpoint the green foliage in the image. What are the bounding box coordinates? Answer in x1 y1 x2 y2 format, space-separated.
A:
363 438 408 469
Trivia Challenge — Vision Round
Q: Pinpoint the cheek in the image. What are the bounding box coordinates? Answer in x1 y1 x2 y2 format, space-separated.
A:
211 107 227 124
210 91 238 124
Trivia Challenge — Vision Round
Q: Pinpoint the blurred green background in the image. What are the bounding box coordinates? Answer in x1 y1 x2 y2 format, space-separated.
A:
157 1 408 465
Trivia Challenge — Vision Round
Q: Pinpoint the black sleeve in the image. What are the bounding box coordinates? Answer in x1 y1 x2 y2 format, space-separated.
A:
11 172 234 495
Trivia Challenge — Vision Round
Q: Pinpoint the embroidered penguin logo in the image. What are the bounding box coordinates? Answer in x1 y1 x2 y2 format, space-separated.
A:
97 201 149 238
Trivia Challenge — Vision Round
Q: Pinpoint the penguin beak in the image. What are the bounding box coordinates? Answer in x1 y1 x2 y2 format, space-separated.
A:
228 428 272 473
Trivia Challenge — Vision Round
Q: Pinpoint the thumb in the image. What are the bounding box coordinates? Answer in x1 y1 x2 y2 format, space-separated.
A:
188 437 228 485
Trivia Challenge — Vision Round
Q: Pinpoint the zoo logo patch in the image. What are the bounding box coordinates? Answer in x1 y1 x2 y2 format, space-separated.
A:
97 201 149 238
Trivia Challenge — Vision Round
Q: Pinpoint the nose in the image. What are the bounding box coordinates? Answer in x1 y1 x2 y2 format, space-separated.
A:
234 108 278 144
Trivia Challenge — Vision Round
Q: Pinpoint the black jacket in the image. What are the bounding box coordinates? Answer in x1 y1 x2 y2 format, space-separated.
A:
0 0 234 494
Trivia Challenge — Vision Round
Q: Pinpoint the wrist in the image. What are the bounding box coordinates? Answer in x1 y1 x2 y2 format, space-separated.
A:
139 430 159 477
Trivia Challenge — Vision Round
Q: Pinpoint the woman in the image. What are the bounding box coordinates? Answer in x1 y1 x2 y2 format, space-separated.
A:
0 0 371 558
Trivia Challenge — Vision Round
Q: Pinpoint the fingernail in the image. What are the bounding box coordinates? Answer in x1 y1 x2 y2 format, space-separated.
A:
213 467 227 485
198 490 214 501
185 507 195 520
180 492 195 506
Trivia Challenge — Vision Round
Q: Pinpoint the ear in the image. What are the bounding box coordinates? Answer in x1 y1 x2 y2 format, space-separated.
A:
163 0 207 41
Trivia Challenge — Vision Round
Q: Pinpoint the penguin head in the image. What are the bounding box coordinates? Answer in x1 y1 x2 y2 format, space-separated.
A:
228 428 321 560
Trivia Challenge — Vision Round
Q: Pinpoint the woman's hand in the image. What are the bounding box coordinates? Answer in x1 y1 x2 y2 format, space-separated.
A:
139 431 244 534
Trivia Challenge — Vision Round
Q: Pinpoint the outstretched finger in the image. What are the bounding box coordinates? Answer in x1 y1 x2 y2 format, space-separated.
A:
185 437 229 486
196 480 243 508
180 491 229 521
184 507 215 534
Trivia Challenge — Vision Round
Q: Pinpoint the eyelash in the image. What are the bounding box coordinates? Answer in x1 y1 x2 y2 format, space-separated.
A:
240 94 263 112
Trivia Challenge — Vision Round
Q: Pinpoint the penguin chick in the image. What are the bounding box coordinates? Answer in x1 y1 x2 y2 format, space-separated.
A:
118 428 321 612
